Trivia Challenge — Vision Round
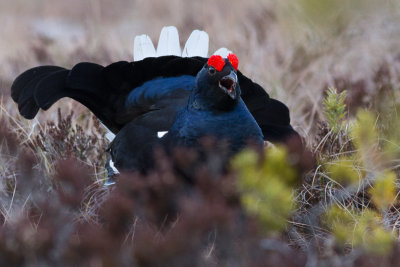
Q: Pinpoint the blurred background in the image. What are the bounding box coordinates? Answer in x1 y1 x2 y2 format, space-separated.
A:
1 1 400 265
2 0 400 141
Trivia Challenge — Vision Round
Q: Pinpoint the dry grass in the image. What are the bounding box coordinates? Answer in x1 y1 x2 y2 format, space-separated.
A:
1 0 400 265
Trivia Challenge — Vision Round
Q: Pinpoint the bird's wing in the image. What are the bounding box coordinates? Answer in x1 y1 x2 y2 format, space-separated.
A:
238 74 298 141
10 56 204 133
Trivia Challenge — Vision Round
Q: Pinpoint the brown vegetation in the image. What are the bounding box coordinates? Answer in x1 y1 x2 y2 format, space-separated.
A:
2 0 400 266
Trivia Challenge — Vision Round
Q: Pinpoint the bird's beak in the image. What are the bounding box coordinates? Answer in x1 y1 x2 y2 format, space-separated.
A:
219 71 238 99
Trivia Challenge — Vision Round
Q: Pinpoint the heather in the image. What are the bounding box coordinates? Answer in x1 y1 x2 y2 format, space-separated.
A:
1 1 400 266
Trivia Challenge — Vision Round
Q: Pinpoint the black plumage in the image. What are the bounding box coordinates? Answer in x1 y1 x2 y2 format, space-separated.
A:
11 55 298 173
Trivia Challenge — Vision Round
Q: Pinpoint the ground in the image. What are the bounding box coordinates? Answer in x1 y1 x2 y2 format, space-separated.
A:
1 1 400 266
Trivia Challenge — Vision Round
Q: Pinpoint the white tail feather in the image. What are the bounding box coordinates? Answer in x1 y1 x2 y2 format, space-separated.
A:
156 26 181 57
101 122 116 142
213 47 232 58
105 131 116 142
182 30 209 57
133 34 156 61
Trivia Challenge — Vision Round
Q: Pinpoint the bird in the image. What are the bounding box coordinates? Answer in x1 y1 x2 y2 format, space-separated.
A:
10 26 299 181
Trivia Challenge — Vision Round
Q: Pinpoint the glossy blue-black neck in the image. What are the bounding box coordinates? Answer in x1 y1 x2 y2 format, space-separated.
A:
188 61 241 111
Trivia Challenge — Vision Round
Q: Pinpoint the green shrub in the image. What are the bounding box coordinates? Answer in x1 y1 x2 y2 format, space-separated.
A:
233 147 297 234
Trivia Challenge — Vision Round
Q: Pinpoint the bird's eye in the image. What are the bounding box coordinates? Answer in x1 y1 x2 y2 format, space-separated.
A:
208 66 216 75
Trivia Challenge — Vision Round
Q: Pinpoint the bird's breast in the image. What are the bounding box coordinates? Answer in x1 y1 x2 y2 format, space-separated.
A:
169 99 263 150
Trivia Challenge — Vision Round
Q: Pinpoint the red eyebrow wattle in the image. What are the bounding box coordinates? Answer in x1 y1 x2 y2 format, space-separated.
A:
227 53 239 71
207 55 225 71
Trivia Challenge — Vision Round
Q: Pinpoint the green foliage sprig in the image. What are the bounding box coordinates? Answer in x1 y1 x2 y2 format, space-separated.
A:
232 147 297 234
324 205 394 255
323 87 347 133
319 89 398 256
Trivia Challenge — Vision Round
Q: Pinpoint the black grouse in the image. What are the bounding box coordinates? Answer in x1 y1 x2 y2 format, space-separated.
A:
10 32 298 176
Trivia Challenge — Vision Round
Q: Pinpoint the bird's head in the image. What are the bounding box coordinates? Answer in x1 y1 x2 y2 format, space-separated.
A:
192 53 241 110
